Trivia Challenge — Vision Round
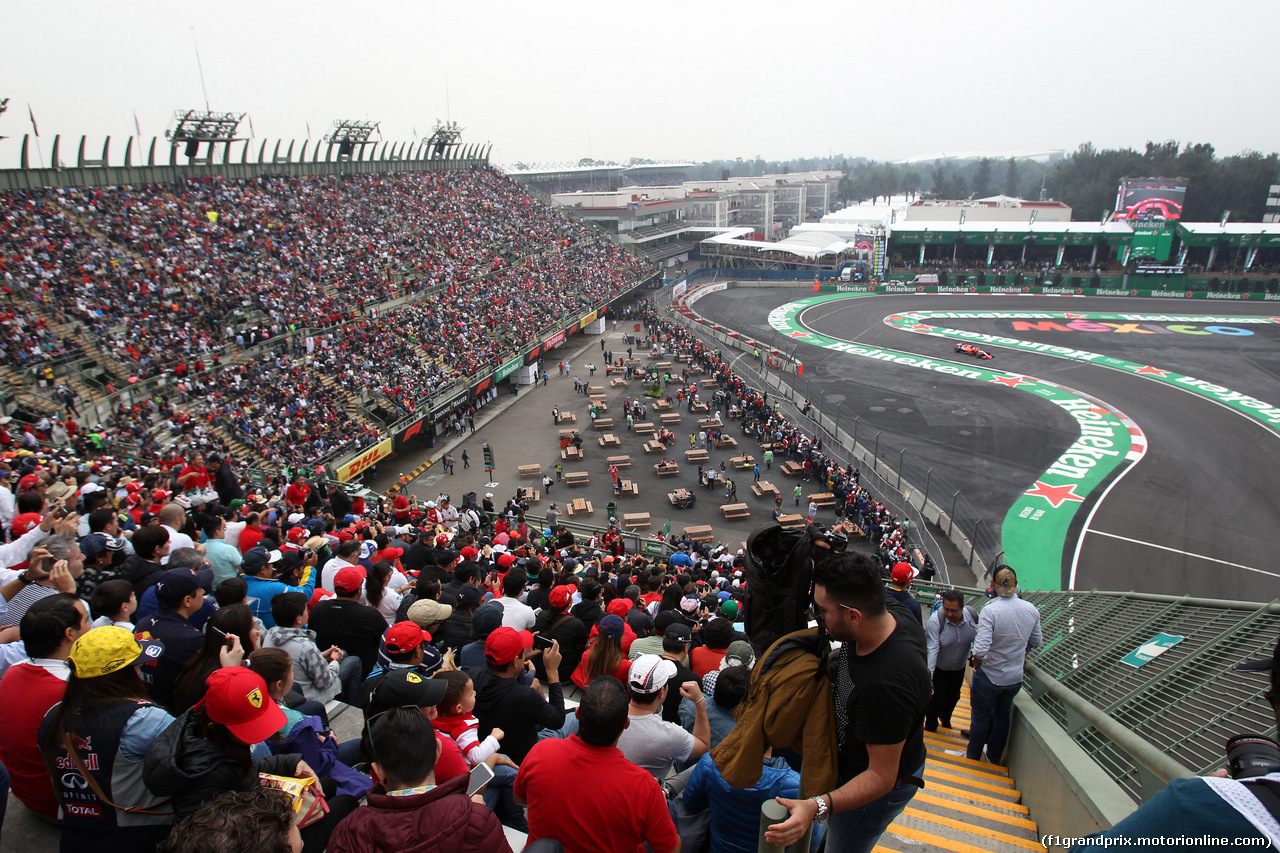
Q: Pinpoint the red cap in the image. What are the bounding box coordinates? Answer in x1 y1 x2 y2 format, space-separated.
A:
308 589 334 609
151 488 172 502
435 534 450 547
485 627 534 666
891 562 919 584
12 512 41 536
335 531 354 542
18 474 39 492
378 546 404 563
197 667 286 745
548 585 573 609
333 566 366 594
125 481 143 494
384 620 431 654
286 527 307 544
496 553 517 569
607 598 632 617
460 546 479 561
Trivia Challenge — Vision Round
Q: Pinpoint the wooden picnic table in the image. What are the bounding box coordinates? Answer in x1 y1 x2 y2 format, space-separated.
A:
586 385 604 395
610 378 628 388
697 419 719 430
558 412 577 424
599 433 621 448
777 514 806 529
752 480 779 498
623 512 651 529
565 471 590 486
683 525 715 542
652 400 672 412
561 446 583 461
780 461 804 478
731 454 755 469
668 488 693 505
722 503 750 520
566 498 594 517
592 418 614 430
518 464 541 478
619 479 638 496
655 463 680 477
660 413 681 425
700 379 718 388
809 492 835 507
691 401 708 412
685 448 709 462
644 440 665 454
606 455 631 468
656 361 673 370
633 422 655 434
714 435 738 449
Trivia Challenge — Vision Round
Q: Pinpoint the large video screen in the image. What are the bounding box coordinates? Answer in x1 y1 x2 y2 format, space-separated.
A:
1114 180 1186 221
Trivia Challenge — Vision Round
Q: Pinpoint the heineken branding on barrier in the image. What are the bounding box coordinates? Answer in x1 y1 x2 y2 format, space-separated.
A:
768 295 1142 591
495 357 523 381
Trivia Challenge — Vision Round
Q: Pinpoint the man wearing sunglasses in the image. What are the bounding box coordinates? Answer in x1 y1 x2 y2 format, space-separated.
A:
767 550 930 853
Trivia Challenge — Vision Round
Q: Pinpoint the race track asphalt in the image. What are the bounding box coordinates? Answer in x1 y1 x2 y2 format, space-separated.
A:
696 286 1280 601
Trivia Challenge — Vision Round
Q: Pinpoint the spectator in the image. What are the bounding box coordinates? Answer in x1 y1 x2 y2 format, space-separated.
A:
765 550 930 851
309 566 386 680
966 567 1042 765
158 788 300 853
617 654 710 781
121 525 170 596
924 589 977 733
262 591 361 706
171 604 258 713
0 593 89 820
887 561 923 625
38 626 174 851
493 570 536 630
532 584 587 684
690 617 734 678
242 547 318 629
142 667 309 820
515 676 678 853
202 514 242 585
469 628 565 765
571 614 631 690
134 568 214 712
326 706 513 853
89 577 138 629
359 620 443 707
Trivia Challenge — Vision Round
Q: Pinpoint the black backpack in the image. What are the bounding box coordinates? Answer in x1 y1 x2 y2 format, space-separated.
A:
742 522 823 657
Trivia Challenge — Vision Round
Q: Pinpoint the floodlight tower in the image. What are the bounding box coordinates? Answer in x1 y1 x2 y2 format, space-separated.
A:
323 120 380 161
425 120 463 159
165 109 246 163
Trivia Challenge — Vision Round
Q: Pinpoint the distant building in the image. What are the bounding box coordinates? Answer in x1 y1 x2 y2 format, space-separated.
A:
904 195 1072 223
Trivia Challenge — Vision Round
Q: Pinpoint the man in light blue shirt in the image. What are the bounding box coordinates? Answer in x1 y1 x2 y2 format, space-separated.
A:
924 589 977 732
202 514 242 585
967 567 1042 764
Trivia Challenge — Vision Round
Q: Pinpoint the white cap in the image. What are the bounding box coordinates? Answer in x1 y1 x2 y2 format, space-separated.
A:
425 501 436 508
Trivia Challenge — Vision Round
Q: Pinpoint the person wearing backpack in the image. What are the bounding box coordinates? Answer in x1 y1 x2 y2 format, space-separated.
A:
924 589 977 732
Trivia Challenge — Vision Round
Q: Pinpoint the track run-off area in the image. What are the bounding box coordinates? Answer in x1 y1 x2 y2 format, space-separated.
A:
693 285 1280 600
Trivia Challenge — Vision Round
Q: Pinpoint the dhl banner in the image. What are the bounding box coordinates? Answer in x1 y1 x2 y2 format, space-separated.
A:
335 438 393 482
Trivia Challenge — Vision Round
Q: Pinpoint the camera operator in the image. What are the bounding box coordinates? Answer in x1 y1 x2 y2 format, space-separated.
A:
1069 632 1280 849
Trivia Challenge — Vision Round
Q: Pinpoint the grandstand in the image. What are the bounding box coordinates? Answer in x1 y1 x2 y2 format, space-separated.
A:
0 134 658 476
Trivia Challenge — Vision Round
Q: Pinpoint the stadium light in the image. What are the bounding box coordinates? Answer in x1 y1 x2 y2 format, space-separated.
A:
323 119 380 159
165 109 246 159
425 120 464 158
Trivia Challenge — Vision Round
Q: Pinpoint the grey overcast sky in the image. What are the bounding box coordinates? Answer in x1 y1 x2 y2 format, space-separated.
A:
3 0 1277 169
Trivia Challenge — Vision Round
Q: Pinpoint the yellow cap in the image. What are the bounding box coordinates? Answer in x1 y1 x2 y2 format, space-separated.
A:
69 626 148 679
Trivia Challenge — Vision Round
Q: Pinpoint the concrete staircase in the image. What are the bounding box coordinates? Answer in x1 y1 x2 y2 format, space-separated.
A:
875 683 1041 853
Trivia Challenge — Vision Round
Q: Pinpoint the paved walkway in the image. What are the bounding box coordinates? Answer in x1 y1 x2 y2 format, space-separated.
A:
367 327 832 549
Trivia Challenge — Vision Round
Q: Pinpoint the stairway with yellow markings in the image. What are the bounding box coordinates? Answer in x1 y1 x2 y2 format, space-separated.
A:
874 684 1042 853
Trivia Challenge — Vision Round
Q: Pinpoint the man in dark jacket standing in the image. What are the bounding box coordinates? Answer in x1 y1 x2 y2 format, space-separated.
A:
310 566 387 680
468 628 565 765
532 586 586 684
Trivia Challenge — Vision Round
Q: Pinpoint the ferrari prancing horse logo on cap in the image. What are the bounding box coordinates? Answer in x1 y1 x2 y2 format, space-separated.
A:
247 688 264 708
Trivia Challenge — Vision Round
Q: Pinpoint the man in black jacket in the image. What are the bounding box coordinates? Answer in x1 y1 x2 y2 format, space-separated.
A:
309 566 387 680
468 628 565 765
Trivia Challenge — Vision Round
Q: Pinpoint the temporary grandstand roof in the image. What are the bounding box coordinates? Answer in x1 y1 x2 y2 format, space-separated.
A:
700 227 862 258
888 220 1135 247
1173 221 1280 248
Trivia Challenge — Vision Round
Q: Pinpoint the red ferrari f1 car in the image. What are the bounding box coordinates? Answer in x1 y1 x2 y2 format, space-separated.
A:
955 343 994 360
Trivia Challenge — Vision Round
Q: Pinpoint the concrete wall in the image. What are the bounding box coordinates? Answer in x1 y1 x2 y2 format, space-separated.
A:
1008 693 1137 852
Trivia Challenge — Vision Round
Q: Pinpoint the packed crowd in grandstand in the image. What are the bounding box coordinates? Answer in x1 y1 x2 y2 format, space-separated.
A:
1 167 649 471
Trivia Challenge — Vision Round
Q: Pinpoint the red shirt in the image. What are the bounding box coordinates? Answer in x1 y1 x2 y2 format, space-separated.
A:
690 646 728 679
177 464 210 491
433 730 468 785
285 482 311 507
516 735 677 853
0 662 67 819
239 525 265 555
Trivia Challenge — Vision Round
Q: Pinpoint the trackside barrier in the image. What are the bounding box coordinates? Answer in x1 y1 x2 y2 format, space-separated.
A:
660 281 989 584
